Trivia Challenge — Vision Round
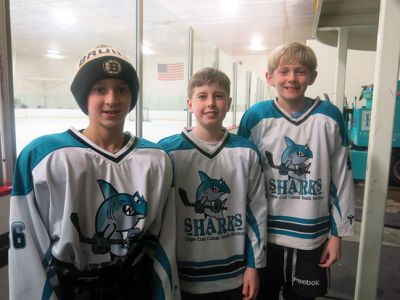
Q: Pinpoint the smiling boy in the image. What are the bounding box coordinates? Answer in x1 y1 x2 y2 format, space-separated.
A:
9 45 178 300
159 67 267 300
238 42 355 300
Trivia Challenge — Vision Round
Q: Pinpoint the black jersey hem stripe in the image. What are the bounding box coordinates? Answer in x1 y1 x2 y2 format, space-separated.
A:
268 220 330 233
179 266 246 282
178 259 245 276
68 129 137 163
181 132 230 159
272 99 321 126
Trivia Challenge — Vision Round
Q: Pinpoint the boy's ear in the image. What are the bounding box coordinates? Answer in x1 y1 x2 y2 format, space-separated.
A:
309 70 318 85
227 97 232 110
187 98 193 112
266 72 274 86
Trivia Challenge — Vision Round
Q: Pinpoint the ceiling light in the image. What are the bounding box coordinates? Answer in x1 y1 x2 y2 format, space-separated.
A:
248 35 266 51
45 49 65 59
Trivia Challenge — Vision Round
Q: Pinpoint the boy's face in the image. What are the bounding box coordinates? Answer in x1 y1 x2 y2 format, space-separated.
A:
266 61 317 105
87 78 132 131
188 83 231 131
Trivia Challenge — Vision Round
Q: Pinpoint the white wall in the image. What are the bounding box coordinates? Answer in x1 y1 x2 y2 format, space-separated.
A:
233 54 268 79
307 39 376 108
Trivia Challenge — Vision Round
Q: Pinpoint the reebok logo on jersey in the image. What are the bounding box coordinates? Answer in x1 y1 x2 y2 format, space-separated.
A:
293 276 320 286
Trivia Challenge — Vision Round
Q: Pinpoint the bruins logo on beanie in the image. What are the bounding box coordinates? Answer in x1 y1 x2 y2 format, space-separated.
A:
70 45 139 115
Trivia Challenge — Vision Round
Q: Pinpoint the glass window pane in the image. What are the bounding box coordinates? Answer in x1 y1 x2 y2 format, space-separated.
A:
10 0 137 153
236 63 247 123
142 0 189 142
193 36 216 72
218 50 235 128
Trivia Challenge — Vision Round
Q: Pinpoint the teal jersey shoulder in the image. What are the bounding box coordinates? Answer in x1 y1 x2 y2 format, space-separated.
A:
158 133 194 152
137 137 166 151
12 130 87 196
311 100 349 145
238 100 279 138
226 133 261 154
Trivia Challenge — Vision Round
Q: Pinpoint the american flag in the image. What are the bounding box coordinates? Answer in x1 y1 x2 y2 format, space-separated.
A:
157 63 184 81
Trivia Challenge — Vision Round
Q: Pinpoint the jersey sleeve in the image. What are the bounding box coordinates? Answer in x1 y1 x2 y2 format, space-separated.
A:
9 156 57 299
237 109 253 139
245 150 267 269
329 116 355 237
146 156 180 300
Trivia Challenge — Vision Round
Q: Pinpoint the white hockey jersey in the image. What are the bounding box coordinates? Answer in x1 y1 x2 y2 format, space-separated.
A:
159 129 267 294
238 98 355 250
9 127 179 300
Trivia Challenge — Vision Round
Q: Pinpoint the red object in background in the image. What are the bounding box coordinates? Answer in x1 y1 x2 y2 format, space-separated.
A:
0 185 12 197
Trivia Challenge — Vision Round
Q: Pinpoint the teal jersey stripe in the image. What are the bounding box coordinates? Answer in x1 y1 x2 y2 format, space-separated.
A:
148 242 173 289
246 205 261 243
245 235 255 268
153 270 166 300
41 280 53 300
268 228 330 239
329 180 342 218
267 215 330 224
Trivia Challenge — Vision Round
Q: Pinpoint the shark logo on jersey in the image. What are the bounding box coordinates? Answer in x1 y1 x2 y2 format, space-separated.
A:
70 180 147 256
179 170 230 219
266 136 313 181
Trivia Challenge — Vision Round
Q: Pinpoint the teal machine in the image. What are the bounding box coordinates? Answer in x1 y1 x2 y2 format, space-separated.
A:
345 80 400 186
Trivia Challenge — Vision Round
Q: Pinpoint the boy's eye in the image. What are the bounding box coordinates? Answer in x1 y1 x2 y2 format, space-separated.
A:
117 86 130 93
93 87 106 94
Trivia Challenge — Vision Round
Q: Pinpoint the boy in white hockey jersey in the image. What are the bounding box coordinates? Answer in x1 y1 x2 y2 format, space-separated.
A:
9 45 178 300
159 67 267 300
238 42 355 299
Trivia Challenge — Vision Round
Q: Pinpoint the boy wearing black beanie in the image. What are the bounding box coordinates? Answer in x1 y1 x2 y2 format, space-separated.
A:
9 45 179 300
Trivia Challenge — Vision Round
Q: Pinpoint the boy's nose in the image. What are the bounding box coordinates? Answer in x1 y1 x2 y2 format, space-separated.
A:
206 96 216 106
105 90 118 104
287 71 297 81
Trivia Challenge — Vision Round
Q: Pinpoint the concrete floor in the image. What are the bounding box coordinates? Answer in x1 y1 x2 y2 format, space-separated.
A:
322 185 400 300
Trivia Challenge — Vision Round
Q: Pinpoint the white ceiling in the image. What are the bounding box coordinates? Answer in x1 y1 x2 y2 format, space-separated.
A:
9 0 316 60
156 0 316 56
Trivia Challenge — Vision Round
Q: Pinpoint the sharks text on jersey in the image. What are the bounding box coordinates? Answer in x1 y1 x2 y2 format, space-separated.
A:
269 178 324 200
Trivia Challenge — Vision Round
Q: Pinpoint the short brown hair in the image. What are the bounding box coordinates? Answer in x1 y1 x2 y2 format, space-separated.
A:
187 67 230 98
267 42 317 74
